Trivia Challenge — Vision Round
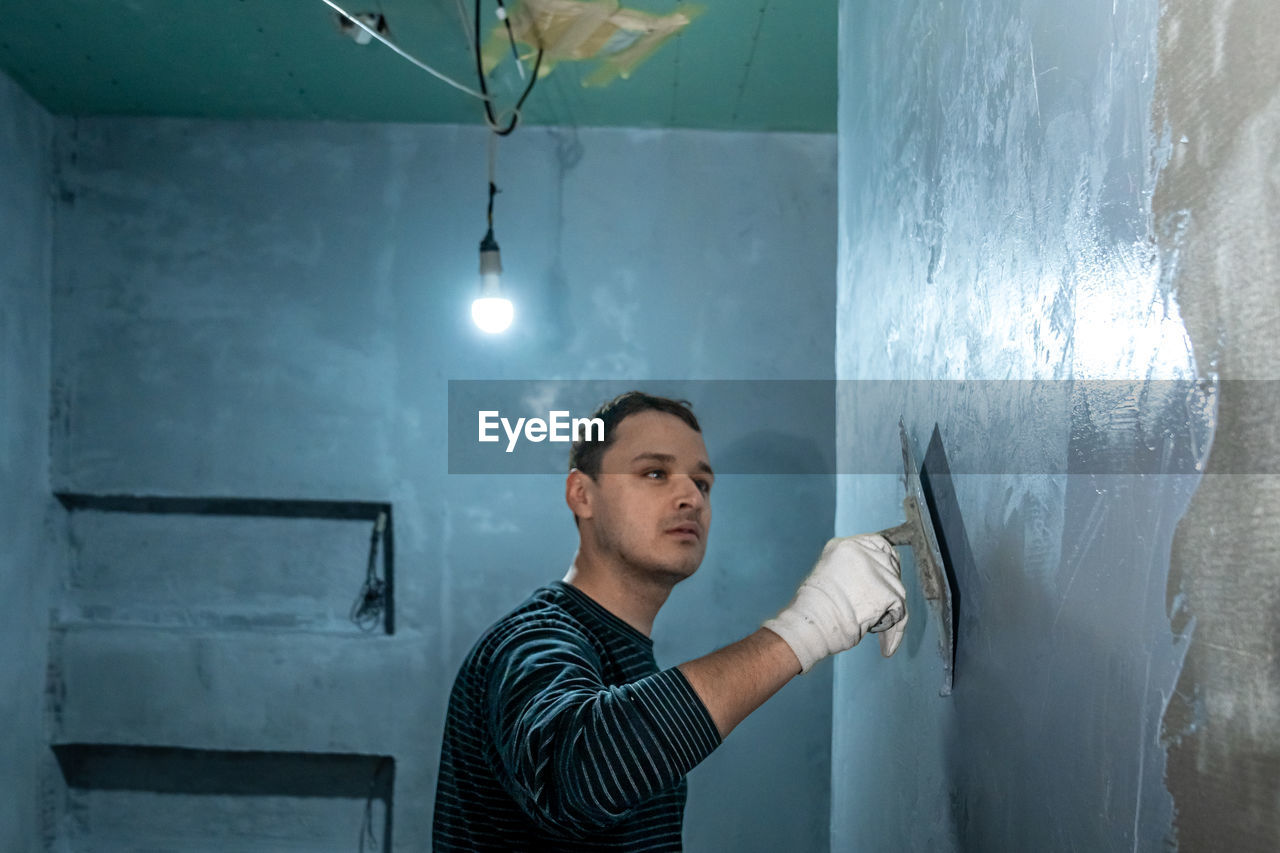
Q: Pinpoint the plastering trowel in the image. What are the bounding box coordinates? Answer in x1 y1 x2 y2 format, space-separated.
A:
876 421 957 696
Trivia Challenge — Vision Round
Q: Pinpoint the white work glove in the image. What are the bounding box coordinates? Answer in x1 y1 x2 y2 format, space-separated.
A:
763 534 908 673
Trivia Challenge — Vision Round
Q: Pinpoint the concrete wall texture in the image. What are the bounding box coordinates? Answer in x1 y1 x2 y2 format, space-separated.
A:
0 73 54 853
833 0 1277 851
1154 0 1280 847
38 117 838 851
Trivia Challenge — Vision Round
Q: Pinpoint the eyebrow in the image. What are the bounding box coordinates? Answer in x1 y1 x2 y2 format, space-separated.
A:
630 452 715 478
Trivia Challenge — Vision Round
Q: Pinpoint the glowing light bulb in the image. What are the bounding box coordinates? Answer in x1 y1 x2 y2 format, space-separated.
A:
472 295 513 334
472 229 512 333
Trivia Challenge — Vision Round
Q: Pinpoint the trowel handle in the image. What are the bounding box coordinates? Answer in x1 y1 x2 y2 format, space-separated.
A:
878 521 915 548
872 522 914 634
869 609 902 633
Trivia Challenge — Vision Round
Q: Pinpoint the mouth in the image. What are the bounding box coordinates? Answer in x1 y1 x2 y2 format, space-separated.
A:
665 523 702 541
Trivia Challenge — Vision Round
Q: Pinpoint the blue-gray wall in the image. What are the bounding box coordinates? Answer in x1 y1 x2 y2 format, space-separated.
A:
45 119 837 851
832 0 1278 850
0 73 53 853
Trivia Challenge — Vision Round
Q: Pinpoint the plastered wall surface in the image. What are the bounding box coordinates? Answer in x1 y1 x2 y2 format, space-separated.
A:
46 118 837 851
1153 0 1280 847
0 73 53 853
830 0 1262 848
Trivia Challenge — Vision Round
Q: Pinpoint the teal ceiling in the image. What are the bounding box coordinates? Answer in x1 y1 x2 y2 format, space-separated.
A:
0 0 835 131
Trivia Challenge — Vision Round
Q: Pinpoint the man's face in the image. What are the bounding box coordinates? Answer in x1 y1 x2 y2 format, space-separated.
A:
579 410 714 583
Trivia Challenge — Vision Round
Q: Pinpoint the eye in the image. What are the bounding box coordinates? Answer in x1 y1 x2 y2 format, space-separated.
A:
695 479 712 495
644 469 667 481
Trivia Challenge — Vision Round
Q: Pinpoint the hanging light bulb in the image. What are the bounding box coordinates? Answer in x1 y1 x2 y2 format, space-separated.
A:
472 133 513 334
472 227 513 334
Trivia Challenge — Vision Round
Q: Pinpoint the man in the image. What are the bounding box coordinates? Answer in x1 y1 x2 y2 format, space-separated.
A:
433 392 907 851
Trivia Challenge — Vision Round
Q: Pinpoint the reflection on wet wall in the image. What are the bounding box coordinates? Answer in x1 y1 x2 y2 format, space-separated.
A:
833 0 1278 850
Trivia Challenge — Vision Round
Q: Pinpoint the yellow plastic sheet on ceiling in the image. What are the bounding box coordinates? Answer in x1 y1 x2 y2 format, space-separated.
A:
482 0 701 87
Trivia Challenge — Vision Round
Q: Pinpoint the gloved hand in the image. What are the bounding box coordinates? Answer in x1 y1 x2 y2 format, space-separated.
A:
763 534 908 673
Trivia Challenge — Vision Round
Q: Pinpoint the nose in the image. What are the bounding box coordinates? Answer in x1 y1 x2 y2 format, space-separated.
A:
674 475 705 510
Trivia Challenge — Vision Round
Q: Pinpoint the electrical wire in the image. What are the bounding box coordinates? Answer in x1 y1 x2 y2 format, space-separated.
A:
452 0 477 52
487 130 499 228
349 512 387 633
474 0 544 135
494 0 526 79
357 756 393 852
451 0 519 131
321 0 541 134
319 0 490 101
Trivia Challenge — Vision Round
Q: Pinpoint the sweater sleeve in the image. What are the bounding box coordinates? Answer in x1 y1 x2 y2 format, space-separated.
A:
485 623 722 837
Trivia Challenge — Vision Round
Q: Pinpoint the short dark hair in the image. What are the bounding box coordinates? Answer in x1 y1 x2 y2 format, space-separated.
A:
569 391 701 479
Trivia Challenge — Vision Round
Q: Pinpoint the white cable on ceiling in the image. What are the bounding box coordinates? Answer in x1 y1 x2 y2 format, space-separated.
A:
318 0 489 102
452 0 477 50
319 0 526 132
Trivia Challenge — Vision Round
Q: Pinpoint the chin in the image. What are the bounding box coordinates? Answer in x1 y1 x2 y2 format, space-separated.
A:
617 540 705 585
663 552 704 582
633 554 702 586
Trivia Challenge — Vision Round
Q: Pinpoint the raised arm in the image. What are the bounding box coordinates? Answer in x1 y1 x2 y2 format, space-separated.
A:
680 533 909 738
489 534 908 835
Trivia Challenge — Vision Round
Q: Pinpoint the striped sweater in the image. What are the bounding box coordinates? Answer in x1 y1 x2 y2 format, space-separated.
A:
433 581 723 851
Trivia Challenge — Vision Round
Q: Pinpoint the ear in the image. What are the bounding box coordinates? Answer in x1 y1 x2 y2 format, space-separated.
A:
565 468 595 521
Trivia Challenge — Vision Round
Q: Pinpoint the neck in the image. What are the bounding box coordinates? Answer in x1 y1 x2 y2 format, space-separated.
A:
562 551 675 637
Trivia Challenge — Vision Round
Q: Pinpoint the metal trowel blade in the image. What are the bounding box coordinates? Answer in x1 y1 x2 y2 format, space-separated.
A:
881 421 957 695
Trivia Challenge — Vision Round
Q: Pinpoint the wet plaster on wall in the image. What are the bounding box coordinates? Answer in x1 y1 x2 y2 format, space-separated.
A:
1152 0 1280 848
834 0 1215 849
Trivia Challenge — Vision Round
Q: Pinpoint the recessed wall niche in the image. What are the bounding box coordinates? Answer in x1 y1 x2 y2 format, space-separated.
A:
54 494 395 635
50 744 394 852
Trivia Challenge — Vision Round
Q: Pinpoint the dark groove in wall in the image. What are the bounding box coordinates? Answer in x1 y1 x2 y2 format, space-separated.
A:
54 492 390 521
52 743 394 800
